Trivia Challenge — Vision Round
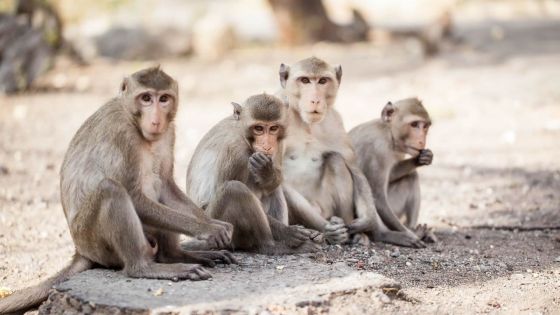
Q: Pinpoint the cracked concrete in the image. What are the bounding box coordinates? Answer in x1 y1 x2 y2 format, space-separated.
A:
38 254 398 314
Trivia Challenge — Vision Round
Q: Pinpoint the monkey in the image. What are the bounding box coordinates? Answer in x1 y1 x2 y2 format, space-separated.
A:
0 67 236 314
349 98 437 242
277 57 425 248
184 93 322 255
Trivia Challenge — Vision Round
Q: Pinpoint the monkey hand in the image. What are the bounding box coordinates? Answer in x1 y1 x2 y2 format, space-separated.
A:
249 152 275 183
347 217 374 234
204 221 234 249
416 149 433 166
324 216 349 244
414 224 438 243
285 225 324 247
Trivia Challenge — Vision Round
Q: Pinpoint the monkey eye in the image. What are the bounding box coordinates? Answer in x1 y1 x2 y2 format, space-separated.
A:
410 121 419 128
253 125 264 134
300 77 310 84
159 95 169 103
141 93 152 103
270 125 280 134
318 77 328 84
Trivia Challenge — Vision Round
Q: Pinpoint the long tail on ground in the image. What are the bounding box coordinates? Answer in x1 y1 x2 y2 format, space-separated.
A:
0 253 92 314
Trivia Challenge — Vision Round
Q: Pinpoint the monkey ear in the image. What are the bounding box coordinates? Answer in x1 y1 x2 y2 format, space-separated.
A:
334 65 342 84
119 77 129 96
381 101 395 122
279 63 290 88
231 102 242 120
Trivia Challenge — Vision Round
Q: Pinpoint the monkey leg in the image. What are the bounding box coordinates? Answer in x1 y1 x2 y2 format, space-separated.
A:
388 172 437 243
153 230 237 267
75 178 210 281
208 180 318 255
387 171 420 228
320 151 355 224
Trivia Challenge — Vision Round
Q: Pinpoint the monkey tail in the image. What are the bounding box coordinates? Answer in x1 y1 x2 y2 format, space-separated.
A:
0 253 92 314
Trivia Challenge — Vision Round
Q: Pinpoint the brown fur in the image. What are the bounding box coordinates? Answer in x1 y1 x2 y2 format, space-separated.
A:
349 98 434 245
0 67 236 314
278 57 425 248
185 94 321 255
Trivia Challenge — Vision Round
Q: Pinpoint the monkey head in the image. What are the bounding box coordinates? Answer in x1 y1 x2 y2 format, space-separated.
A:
232 93 286 157
382 98 431 156
279 57 342 124
119 66 178 142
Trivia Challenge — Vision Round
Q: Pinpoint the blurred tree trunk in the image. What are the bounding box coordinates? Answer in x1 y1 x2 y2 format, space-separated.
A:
267 0 369 45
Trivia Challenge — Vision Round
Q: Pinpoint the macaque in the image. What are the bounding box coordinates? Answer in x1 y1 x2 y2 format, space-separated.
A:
0 67 235 314
349 98 436 242
185 93 321 254
278 57 425 248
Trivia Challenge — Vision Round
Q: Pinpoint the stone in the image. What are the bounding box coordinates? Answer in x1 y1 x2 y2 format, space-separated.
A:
39 254 398 314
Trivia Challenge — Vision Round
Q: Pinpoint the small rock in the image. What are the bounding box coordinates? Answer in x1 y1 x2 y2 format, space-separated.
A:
554 256 560 263
153 287 164 296
390 248 400 258
379 293 391 304
405 261 412 267
0 287 12 298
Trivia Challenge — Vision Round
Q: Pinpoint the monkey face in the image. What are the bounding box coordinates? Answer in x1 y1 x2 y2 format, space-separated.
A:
382 99 431 156
250 122 283 156
290 75 338 124
400 116 431 156
135 90 176 142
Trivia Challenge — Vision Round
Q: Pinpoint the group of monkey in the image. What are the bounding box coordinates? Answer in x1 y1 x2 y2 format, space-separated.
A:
0 57 435 313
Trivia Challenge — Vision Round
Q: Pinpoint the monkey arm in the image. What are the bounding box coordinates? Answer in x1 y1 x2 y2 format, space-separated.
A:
366 170 412 233
160 179 208 220
389 158 418 183
261 166 283 193
282 184 329 231
345 164 379 233
268 215 292 237
132 191 214 236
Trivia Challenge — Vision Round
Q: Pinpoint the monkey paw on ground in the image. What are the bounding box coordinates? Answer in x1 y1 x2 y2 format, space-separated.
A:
325 216 349 244
282 225 320 247
414 223 438 243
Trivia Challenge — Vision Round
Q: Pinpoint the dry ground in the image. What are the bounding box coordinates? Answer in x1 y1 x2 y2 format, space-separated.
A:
1 18 560 314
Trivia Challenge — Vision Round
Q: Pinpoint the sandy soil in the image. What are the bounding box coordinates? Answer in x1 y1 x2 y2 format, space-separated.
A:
1 17 560 314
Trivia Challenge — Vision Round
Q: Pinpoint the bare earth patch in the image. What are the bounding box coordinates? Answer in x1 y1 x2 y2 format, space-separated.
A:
1 18 560 314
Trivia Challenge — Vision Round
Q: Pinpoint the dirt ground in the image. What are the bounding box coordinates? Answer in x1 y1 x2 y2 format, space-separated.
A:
1 17 560 314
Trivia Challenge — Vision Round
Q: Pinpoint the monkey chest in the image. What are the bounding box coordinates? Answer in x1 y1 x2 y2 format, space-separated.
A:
283 141 325 186
139 152 163 201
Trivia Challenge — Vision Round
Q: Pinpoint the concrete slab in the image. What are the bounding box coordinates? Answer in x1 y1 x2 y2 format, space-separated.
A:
38 254 398 314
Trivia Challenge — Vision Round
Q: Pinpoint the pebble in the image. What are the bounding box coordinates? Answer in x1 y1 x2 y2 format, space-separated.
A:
379 293 391 304
554 256 560 263
390 248 400 258
405 261 412 267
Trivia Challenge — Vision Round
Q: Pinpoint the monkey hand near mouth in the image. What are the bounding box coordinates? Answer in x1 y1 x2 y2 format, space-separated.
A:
249 152 278 187
415 149 433 166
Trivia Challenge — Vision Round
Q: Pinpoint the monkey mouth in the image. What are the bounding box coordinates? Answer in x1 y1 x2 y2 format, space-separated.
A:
405 146 423 155
142 131 163 142
304 112 325 123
